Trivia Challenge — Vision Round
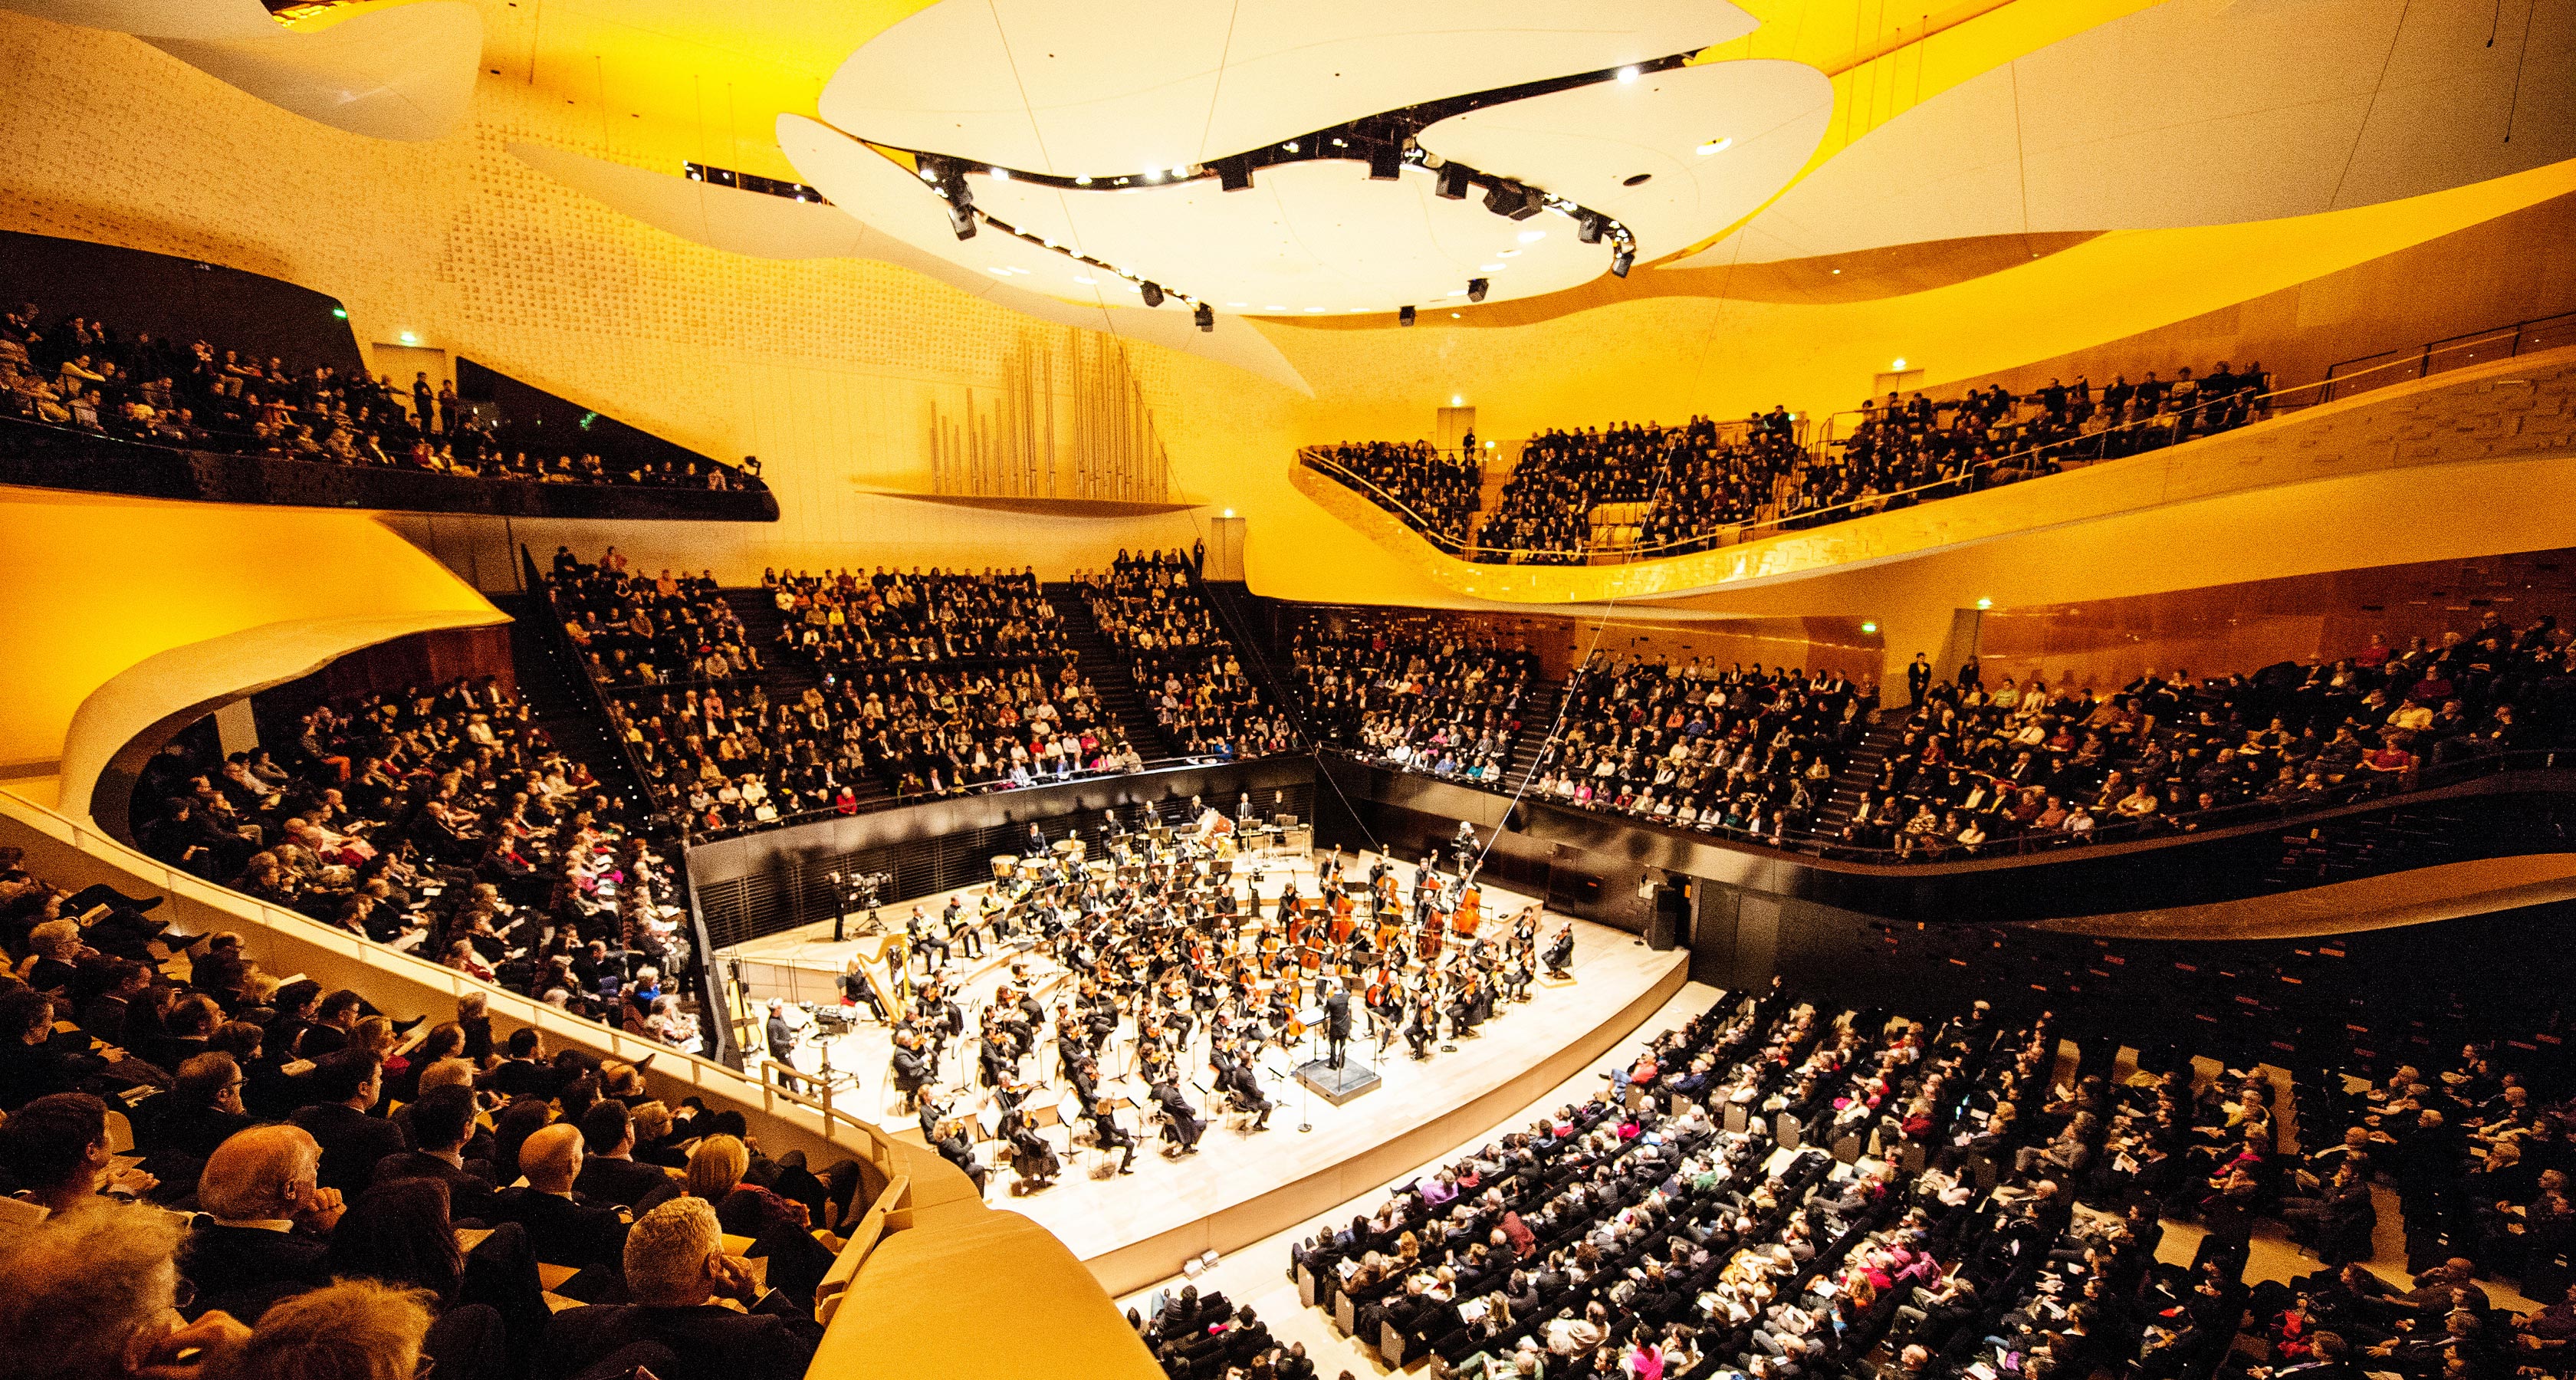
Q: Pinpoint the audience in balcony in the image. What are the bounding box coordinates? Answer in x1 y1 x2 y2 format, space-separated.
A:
123 676 704 1050
0 304 757 489
1075 550 1297 761
1308 439 1484 544
1845 613 2572 859
1477 416 1803 564
1286 617 1542 784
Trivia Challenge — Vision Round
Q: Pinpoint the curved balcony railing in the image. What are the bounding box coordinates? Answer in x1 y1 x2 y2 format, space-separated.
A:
1303 309 2576 567
0 412 779 521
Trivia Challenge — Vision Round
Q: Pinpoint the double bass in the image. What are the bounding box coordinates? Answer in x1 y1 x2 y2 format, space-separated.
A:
1453 883 1483 941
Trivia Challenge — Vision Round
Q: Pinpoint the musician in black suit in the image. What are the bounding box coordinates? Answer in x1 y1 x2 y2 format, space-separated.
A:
1405 997 1434 1061
889 1030 932 1112
764 1001 798 1088
1152 1078 1204 1156
1214 1042 1273 1132
1322 983 1354 1070
536 1197 823 1380
1544 924 1576 980
930 1117 990 1193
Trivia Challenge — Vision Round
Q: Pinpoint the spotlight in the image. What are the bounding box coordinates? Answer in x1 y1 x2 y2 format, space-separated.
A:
1436 163 1472 199
1141 281 1165 308
1193 302 1214 331
1576 212 1605 245
947 202 978 239
1367 143 1401 181
1466 278 1488 302
1217 158 1253 192
1482 182 1524 218
1399 305 1416 326
1610 246 1633 277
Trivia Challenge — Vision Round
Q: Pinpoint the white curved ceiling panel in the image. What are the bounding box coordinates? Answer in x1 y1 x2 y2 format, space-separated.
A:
0 0 278 40
1419 59 1830 261
1668 0 2576 268
816 0 1757 179
3 0 481 140
773 117 1308 393
510 142 874 260
968 159 1615 314
144 2 481 142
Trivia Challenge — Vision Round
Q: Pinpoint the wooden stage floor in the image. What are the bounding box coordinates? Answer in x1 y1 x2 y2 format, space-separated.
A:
718 848 1688 1291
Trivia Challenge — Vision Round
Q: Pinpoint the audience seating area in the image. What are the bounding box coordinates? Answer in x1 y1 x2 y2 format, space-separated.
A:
1304 360 2280 564
0 304 761 491
548 547 1290 840
1073 550 1299 762
1244 981 2576 1380
0 843 876 1380
1286 618 1543 784
1842 616 2573 859
123 677 707 1050
1291 609 2572 863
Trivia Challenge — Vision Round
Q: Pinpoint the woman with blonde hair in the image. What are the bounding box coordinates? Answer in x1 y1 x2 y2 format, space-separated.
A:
683 1134 838 1301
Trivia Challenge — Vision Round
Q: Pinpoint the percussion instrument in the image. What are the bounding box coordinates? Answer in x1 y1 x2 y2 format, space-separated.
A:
991 854 1020 882
1053 837 1087 863
1017 858 1046 881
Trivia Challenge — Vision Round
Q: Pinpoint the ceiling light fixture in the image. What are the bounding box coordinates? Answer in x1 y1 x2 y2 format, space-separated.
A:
1074 175 1092 186
399 330 419 344
1467 278 1489 301
991 166 1010 179
1367 143 1401 180
1609 246 1633 277
1617 65 1639 82
1399 306 1416 327
1437 163 1472 199
1451 394 1464 406
1140 281 1165 307
1218 158 1253 192
947 202 977 238
1893 357 1907 370
1694 137 1733 156
1451 312 1460 318
1576 213 1605 245
1142 169 1162 182
1517 229 1546 243
1194 303 1214 332
1483 182 1526 218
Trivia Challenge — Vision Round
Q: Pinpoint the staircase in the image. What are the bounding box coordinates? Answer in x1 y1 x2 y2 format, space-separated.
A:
1041 583 1178 759
1813 711 1913 834
491 593 652 816
1497 678 1568 790
1197 578 1306 744
711 588 818 695
2263 806 2472 889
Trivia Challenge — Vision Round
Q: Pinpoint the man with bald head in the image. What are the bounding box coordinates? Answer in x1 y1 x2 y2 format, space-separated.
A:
183 1124 346 1319
495 1119 631 1272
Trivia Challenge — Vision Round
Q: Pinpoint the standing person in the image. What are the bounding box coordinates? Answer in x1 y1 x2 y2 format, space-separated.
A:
1907 653 1932 708
764 1001 797 1088
1323 981 1352 1071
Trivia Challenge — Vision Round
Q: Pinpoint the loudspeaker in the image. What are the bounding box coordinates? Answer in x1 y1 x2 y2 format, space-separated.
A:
1648 882 1689 951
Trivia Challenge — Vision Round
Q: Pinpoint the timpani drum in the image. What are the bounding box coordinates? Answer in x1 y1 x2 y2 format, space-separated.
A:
1053 837 1087 863
1017 857 1046 881
991 854 1020 882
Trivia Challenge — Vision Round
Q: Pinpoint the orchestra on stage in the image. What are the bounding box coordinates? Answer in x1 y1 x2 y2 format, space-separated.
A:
756 801 1582 1198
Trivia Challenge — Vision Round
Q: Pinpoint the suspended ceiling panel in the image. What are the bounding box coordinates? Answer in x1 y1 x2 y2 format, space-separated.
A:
814 0 1758 179
2 0 481 140
767 117 1309 392
1668 0 2576 268
1418 59 1832 261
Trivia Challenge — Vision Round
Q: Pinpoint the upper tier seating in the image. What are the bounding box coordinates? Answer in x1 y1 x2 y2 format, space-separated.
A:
0 304 761 491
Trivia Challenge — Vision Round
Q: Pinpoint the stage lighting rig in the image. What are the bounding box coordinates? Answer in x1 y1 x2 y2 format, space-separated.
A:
1141 281 1165 308
1399 305 1416 326
1467 278 1488 302
1194 302 1214 331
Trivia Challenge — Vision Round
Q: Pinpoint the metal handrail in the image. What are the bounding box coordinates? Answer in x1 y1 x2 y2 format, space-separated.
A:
1323 742 2568 867
1303 315 2575 566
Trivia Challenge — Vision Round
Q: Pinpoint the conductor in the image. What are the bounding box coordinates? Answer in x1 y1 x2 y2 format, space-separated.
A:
1322 981 1353 1070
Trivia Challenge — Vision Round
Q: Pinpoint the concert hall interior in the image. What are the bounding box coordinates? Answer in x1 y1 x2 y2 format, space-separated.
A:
4 7 2576 1380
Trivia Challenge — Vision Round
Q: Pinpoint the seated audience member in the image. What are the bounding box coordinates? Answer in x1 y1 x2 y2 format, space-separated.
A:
288 1050 406 1198
537 1197 825 1380
0 1201 243 1380
0 1091 156 1214
371 1085 502 1224
573 1099 678 1209
207 1279 438 1380
186 1125 343 1321
325 1177 545 1378
157 1053 258 1161
493 1122 629 1273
